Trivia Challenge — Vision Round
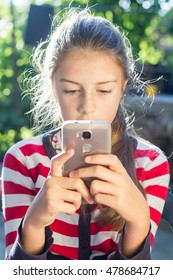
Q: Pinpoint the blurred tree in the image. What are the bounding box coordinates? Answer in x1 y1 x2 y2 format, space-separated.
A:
0 1 33 160
152 8 173 69
57 0 170 59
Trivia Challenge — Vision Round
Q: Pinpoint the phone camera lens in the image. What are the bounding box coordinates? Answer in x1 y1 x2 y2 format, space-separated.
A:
82 131 91 139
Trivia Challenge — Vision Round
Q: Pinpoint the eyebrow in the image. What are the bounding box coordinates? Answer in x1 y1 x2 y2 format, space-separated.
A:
59 78 117 85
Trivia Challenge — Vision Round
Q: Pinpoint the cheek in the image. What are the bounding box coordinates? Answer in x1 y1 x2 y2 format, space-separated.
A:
58 101 77 120
55 97 67 117
107 104 119 123
103 102 120 123
109 94 122 110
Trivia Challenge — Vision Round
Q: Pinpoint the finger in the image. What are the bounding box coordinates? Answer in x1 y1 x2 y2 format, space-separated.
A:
94 193 118 210
69 164 121 184
56 201 79 215
85 154 125 174
66 178 94 204
56 188 82 210
50 149 74 177
90 180 118 196
46 176 94 204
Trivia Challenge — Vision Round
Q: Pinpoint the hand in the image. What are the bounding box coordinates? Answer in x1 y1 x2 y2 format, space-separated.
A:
69 154 150 228
23 149 94 229
21 149 94 255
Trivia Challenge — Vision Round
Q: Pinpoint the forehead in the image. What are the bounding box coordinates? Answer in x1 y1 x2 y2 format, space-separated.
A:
54 48 124 79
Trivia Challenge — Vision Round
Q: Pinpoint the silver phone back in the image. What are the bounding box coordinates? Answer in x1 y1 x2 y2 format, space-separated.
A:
61 120 111 176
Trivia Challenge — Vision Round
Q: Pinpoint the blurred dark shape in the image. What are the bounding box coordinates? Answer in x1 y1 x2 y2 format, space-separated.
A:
162 187 173 229
25 4 54 46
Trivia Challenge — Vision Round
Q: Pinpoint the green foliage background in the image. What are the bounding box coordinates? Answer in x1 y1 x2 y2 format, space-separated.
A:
0 0 173 161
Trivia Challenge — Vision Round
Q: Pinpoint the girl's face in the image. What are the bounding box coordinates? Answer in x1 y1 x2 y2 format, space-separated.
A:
53 49 127 123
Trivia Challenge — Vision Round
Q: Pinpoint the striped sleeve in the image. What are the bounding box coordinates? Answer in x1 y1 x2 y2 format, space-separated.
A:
1 136 50 258
135 144 170 249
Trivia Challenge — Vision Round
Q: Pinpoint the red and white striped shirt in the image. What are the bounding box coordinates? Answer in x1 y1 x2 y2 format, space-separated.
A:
1 129 170 259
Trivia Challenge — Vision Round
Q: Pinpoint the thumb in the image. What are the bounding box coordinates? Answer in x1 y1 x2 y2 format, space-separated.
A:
49 149 74 177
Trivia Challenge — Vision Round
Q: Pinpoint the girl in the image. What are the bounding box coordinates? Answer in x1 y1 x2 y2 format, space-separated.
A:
2 8 170 260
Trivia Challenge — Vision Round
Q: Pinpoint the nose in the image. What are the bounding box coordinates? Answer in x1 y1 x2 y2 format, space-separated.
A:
78 93 96 115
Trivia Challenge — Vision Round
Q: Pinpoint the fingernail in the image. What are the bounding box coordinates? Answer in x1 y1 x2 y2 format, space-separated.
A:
85 156 91 162
69 171 74 177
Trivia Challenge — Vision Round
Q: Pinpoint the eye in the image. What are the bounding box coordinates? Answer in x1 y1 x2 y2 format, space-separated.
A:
97 90 112 95
64 90 80 95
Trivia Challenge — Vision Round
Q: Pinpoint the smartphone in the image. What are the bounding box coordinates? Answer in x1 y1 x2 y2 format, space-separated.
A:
61 120 112 177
